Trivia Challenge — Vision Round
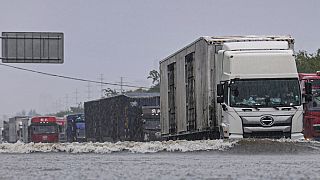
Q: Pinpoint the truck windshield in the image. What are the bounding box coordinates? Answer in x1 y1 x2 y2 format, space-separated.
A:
229 78 301 107
32 125 57 134
306 79 320 111
75 115 85 123
76 122 85 129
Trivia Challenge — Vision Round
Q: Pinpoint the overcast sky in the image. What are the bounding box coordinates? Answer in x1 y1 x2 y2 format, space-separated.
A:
0 0 319 117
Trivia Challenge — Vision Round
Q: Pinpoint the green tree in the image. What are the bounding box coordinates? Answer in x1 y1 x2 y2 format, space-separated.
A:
147 69 160 92
147 70 160 85
296 49 320 73
49 106 84 117
127 69 160 93
103 88 118 97
126 88 147 93
147 84 160 92
16 110 26 116
28 109 40 117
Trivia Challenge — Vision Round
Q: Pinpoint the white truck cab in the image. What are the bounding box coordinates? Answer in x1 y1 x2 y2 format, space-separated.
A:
217 41 303 139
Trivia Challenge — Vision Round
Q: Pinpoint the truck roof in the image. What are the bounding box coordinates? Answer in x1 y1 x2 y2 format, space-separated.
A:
31 116 57 123
299 73 320 80
160 35 294 64
202 35 293 43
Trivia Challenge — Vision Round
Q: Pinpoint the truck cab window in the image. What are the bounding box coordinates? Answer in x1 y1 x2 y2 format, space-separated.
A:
229 79 301 107
306 79 320 111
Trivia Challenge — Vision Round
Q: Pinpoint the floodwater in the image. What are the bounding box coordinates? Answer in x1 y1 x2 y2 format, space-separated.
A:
0 139 320 180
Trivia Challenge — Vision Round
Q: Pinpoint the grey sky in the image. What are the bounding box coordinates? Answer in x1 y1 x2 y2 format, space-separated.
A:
0 0 319 117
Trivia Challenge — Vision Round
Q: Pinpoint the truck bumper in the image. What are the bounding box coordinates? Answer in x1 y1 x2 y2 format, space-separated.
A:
229 134 243 139
291 132 304 140
243 126 291 133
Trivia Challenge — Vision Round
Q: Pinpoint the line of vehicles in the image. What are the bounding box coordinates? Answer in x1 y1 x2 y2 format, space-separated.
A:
2 114 86 143
2 35 320 142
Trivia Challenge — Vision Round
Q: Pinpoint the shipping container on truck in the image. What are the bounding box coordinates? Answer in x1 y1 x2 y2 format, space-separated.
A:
160 35 304 140
84 93 160 142
8 116 29 143
299 72 320 140
2 121 9 142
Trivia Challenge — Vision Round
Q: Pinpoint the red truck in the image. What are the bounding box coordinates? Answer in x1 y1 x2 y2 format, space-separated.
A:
299 72 320 140
30 116 60 143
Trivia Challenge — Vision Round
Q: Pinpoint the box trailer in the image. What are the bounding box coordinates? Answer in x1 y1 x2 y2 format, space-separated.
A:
160 35 304 140
84 93 160 142
2 121 9 142
8 116 29 143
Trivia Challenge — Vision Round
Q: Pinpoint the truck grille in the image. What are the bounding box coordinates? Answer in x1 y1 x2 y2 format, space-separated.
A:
76 129 86 139
243 122 291 127
243 131 291 139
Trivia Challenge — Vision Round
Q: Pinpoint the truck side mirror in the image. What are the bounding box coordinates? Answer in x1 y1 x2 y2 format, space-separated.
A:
305 82 312 95
305 94 312 102
217 84 224 96
217 96 224 103
304 82 312 102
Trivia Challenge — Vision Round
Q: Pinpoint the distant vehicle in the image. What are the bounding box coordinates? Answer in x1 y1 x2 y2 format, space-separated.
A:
30 116 59 143
2 121 9 142
84 93 160 142
142 106 161 141
66 114 86 142
8 116 29 143
160 36 308 140
56 117 67 142
299 72 320 140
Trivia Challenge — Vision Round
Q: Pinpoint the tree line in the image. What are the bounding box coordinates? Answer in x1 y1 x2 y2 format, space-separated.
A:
296 49 320 73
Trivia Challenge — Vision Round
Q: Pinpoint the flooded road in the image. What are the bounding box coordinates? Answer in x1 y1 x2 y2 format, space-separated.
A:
0 139 319 179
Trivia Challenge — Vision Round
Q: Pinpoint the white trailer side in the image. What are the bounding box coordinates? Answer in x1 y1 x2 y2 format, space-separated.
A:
160 38 217 138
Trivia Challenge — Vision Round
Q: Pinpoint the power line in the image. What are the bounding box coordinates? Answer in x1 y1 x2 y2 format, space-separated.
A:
0 63 149 89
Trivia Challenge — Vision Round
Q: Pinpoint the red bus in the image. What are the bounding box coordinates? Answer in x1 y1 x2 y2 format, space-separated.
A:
299 72 320 140
30 116 59 143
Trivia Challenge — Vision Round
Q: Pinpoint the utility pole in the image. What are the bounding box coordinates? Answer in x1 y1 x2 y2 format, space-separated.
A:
74 88 79 107
86 82 92 101
120 77 123 94
99 74 104 98
55 100 59 113
65 94 69 111
58 98 63 112
118 77 130 94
